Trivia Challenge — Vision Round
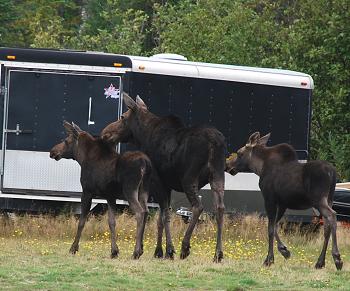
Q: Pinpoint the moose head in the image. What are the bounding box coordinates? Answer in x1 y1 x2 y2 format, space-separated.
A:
50 121 83 161
101 93 148 145
226 132 270 176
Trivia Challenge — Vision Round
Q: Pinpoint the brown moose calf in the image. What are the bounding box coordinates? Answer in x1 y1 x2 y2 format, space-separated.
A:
50 121 151 259
226 132 343 270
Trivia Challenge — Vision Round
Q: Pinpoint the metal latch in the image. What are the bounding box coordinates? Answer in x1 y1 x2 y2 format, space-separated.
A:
5 124 33 135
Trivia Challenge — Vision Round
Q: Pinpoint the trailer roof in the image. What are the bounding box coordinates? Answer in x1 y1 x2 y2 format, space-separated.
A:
0 47 313 89
0 47 132 68
129 55 314 89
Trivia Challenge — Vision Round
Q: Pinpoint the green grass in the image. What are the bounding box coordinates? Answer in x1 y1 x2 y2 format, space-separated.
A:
0 213 350 290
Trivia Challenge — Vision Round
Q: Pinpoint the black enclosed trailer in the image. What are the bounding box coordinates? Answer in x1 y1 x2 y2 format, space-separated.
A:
0 47 313 217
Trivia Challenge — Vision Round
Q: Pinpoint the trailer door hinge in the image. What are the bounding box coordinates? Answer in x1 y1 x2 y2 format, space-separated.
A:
0 86 7 97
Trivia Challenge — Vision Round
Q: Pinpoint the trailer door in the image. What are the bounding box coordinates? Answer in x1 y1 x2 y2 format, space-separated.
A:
2 70 122 196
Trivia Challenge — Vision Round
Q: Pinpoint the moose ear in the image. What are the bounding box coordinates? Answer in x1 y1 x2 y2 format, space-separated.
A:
246 132 260 147
63 120 74 134
63 121 79 137
71 122 83 133
123 93 136 110
258 133 271 146
136 95 147 110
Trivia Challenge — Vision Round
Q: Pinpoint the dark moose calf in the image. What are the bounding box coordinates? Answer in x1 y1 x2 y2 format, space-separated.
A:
101 93 226 262
226 132 343 270
50 121 152 259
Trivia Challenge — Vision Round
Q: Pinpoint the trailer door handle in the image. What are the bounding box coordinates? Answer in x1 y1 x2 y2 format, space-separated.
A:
5 123 33 135
88 97 95 125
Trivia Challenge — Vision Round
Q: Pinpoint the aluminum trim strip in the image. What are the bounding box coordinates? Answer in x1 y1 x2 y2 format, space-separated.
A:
1 61 130 74
0 192 159 208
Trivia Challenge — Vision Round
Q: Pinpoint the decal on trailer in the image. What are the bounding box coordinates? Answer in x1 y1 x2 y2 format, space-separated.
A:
104 84 120 99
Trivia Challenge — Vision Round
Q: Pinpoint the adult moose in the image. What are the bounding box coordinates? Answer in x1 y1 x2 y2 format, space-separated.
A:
101 93 226 262
50 121 152 259
226 132 343 270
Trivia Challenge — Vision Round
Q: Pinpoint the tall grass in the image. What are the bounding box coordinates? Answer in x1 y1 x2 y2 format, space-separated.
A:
1 211 268 240
2 211 349 248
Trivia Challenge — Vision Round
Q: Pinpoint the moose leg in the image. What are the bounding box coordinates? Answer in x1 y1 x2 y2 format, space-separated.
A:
316 198 343 270
163 203 175 259
264 201 277 266
70 192 92 254
106 198 119 258
274 207 290 259
154 208 164 258
154 207 175 259
210 176 225 263
125 188 147 259
153 189 175 259
138 185 150 255
315 215 331 269
180 183 203 260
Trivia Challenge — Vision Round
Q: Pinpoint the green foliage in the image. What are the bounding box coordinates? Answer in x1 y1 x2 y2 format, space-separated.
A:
1 0 349 179
73 0 149 55
0 0 23 46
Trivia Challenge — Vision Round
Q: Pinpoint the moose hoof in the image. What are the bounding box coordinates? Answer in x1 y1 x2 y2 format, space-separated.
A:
133 249 143 260
69 245 78 255
315 260 325 269
333 254 343 270
263 256 274 267
110 249 119 259
165 246 176 260
279 247 291 259
180 244 190 260
154 246 164 258
213 251 224 263
335 259 343 271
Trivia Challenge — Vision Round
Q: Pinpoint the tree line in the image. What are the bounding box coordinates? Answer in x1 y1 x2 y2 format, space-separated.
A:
1 0 349 180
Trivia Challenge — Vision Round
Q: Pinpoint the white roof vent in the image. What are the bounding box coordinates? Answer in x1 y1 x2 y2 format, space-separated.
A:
151 53 188 61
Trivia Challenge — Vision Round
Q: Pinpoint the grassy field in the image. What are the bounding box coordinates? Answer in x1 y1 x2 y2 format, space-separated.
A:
0 213 350 290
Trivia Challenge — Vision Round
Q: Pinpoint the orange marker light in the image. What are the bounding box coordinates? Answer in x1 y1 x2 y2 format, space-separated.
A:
113 63 122 67
7 55 16 60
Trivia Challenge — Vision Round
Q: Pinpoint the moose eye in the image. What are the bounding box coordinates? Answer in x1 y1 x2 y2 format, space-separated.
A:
121 115 125 120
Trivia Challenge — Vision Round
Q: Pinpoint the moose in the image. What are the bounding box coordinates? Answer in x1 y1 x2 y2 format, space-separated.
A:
101 93 226 262
50 121 152 259
226 132 343 270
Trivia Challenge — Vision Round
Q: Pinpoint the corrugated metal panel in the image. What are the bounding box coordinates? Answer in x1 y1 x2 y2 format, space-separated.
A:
3 150 82 192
